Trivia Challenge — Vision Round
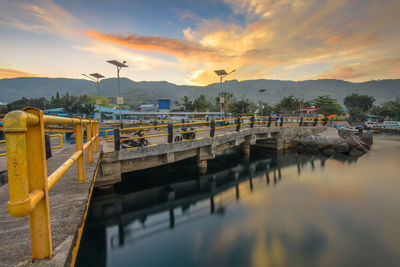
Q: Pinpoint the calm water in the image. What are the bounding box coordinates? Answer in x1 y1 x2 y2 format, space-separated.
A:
77 135 400 267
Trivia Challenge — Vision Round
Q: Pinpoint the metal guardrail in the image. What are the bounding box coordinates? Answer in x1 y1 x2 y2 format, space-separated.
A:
0 134 64 157
49 133 63 149
103 116 327 149
3 108 99 260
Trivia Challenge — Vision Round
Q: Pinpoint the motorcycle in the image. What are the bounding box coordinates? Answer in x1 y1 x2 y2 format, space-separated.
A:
121 129 150 148
174 127 196 142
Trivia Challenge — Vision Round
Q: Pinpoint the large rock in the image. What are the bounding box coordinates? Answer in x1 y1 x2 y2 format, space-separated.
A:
344 135 360 148
304 142 319 153
349 143 369 156
349 148 365 156
296 143 305 152
315 137 331 150
357 143 369 153
333 142 350 153
360 140 371 149
323 147 336 155
338 129 351 138
360 132 373 146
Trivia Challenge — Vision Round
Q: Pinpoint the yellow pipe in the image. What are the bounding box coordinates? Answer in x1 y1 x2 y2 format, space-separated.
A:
47 150 83 190
49 134 63 149
215 124 238 130
45 128 74 133
8 189 44 217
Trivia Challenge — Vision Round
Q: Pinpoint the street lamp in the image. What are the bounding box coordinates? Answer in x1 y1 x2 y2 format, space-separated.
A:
214 69 236 112
82 73 105 122
107 60 128 127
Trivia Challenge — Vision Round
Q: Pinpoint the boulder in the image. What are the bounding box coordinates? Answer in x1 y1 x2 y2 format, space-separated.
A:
360 140 371 149
323 147 336 156
315 137 331 150
360 132 373 146
344 135 360 149
349 147 365 157
338 129 351 138
303 141 319 153
356 143 369 153
296 144 305 153
333 142 350 153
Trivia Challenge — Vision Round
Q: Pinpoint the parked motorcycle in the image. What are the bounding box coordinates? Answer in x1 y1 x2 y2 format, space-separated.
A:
174 127 196 142
121 129 150 148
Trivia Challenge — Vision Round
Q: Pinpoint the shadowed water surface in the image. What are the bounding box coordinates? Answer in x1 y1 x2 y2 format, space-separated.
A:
76 134 400 267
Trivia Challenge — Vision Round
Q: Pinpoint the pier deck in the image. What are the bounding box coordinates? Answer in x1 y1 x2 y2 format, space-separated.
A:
0 145 101 267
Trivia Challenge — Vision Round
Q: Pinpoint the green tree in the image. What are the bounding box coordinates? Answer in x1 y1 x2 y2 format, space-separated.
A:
86 94 110 107
193 95 211 111
216 91 235 113
257 101 274 116
180 96 194 111
348 107 367 124
274 95 301 114
311 95 343 115
344 93 375 111
6 97 49 112
372 97 400 120
78 95 96 118
230 98 257 114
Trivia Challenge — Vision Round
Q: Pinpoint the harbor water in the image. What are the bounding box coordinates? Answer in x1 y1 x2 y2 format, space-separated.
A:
76 134 400 267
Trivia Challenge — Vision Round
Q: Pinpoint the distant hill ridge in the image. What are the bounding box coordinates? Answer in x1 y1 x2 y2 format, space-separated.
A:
0 77 399 106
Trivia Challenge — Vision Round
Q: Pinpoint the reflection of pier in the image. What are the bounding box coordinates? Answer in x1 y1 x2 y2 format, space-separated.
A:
77 151 358 265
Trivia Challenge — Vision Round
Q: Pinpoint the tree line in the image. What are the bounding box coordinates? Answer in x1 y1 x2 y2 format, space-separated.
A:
2 91 399 122
176 92 400 122
176 92 344 116
0 92 110 117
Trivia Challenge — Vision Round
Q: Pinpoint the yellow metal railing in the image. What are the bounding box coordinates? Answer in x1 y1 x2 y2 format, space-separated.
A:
0 133 65 158
3 108 100 261
102 116 326 145
49 134 63 149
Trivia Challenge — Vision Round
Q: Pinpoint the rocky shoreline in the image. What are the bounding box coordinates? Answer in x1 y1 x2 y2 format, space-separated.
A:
294 128 373 157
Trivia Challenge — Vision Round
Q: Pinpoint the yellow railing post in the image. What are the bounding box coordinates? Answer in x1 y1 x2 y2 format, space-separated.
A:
93 121 98 153
86 120 93 163
4 108 53 260
24 108 52 259
74 117 85 182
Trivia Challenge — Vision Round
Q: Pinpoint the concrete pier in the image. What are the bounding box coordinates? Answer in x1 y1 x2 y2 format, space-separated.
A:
98 126 326 186
0 145 101 267
197 158 208 174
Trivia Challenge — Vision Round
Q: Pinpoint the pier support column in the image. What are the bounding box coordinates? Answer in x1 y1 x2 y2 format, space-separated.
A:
241 143 251 158
197 158 207 174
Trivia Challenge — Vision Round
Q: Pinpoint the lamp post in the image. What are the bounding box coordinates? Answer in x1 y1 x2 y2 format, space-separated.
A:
82 73 105 122
214 69 236 113
107 60 128 127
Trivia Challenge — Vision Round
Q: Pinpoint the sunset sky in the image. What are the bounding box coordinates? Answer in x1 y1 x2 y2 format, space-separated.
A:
0 0 399 85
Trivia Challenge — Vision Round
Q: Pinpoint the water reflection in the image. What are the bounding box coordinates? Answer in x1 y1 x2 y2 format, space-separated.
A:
76 135 400 267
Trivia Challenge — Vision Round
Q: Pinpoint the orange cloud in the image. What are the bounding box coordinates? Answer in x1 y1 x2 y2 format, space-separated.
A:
315 64 366 80
315 55 400 81
0 68 37 79
84 0 400 85
85 30 226 62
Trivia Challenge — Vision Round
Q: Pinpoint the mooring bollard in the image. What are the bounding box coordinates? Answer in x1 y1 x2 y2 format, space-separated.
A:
114 128 120 151
236 117 241 131
45 133 52 159
210 120 215 137
168 123 173 143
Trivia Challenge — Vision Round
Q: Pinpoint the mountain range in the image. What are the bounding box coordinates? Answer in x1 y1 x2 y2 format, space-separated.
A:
1 77 399 107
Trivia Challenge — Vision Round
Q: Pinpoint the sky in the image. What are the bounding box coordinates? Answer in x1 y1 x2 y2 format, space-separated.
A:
0 0 399 85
